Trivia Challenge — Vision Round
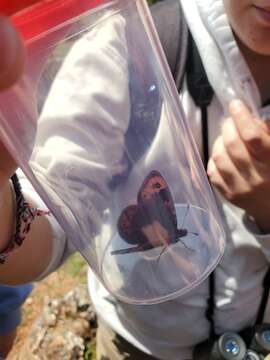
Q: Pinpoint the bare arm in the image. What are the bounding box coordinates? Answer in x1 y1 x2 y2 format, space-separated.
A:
0 178 54 285
0 16 54 284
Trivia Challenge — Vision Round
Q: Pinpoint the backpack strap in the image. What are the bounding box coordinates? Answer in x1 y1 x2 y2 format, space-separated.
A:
185 32 216 339
151 0 214 107
150 0 189 90
186 31 214 108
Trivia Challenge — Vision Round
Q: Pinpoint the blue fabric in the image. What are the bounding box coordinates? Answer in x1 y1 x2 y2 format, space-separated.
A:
0 284 33 335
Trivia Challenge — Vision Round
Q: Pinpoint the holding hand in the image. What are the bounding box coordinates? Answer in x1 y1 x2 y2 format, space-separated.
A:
207 100 270 233
0 16 23 254
0 16 24 91
0 16 25 184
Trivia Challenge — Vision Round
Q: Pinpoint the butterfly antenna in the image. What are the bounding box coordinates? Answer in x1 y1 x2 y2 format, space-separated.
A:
181 204 198 237
157 245 169 262
179 238 195 252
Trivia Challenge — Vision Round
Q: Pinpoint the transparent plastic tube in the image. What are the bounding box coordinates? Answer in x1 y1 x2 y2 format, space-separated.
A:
0 0 225 304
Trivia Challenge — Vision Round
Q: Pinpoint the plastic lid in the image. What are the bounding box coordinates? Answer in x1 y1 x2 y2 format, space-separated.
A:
1 0 111 41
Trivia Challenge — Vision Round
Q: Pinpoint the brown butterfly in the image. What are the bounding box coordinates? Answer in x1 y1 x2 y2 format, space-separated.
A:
111 170 196 257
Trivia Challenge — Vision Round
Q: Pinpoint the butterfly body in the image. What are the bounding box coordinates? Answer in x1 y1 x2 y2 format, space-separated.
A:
111 171 194 256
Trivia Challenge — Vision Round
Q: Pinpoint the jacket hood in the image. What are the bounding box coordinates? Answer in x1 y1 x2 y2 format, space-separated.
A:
179 0 261 116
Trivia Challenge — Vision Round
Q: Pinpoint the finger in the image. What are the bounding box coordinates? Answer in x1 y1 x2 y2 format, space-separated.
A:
207 158 232 198
222 118 260 184
229 100 270 162
210 137 240 188
207 155 252 206
0 16 24 91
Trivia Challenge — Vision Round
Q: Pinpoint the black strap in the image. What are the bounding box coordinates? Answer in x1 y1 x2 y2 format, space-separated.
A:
201 107 209 168
185 30 216 339
201 105 216 340
186 31 214 108
256 267 270 324
151 0 189 90
206 272 216 339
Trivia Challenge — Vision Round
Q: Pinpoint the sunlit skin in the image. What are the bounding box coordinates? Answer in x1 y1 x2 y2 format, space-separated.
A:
224 0 270 56
0 16 24 91
223 0 270 103
0 17 53 287
0 329 17 358
207 1 270 233
0 16 24 186
0 15 53 358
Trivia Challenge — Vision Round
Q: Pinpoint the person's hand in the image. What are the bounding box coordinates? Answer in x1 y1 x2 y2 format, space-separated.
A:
0 16 25 186
207 99 270 233
0 16 24 90
0 16 25 252
0 12 53 282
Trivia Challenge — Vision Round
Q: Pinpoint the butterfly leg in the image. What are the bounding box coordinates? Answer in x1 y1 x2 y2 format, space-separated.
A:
180 204 190 228
178 238 196 252
182 204 198 236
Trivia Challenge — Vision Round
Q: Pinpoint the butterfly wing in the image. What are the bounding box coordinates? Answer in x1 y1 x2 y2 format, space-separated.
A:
117 205 138 244
117 204 148 245
115 171 178 255
115 205 152 255
138 170 177 228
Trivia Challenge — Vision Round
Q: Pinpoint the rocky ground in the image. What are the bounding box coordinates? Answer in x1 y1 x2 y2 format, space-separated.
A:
7 254 96 360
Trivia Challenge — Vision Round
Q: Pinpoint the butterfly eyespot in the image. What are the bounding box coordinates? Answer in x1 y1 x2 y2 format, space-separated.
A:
154 183 161 189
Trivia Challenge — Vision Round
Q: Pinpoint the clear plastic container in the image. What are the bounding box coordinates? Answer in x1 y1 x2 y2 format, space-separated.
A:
0 0 225 304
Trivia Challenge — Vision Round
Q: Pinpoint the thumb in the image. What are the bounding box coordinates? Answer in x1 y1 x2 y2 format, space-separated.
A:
0 16 24 91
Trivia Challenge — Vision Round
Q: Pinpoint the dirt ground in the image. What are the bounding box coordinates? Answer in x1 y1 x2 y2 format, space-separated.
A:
7 254 88 360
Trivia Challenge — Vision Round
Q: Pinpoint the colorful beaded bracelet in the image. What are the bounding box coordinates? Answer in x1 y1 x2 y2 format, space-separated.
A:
0 174 49 264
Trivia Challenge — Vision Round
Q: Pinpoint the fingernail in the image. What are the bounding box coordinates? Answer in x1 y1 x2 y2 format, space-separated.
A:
229 99 244 113
0 16 24 90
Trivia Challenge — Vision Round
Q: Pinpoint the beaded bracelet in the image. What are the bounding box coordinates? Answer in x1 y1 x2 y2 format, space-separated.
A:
0 174 49 264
